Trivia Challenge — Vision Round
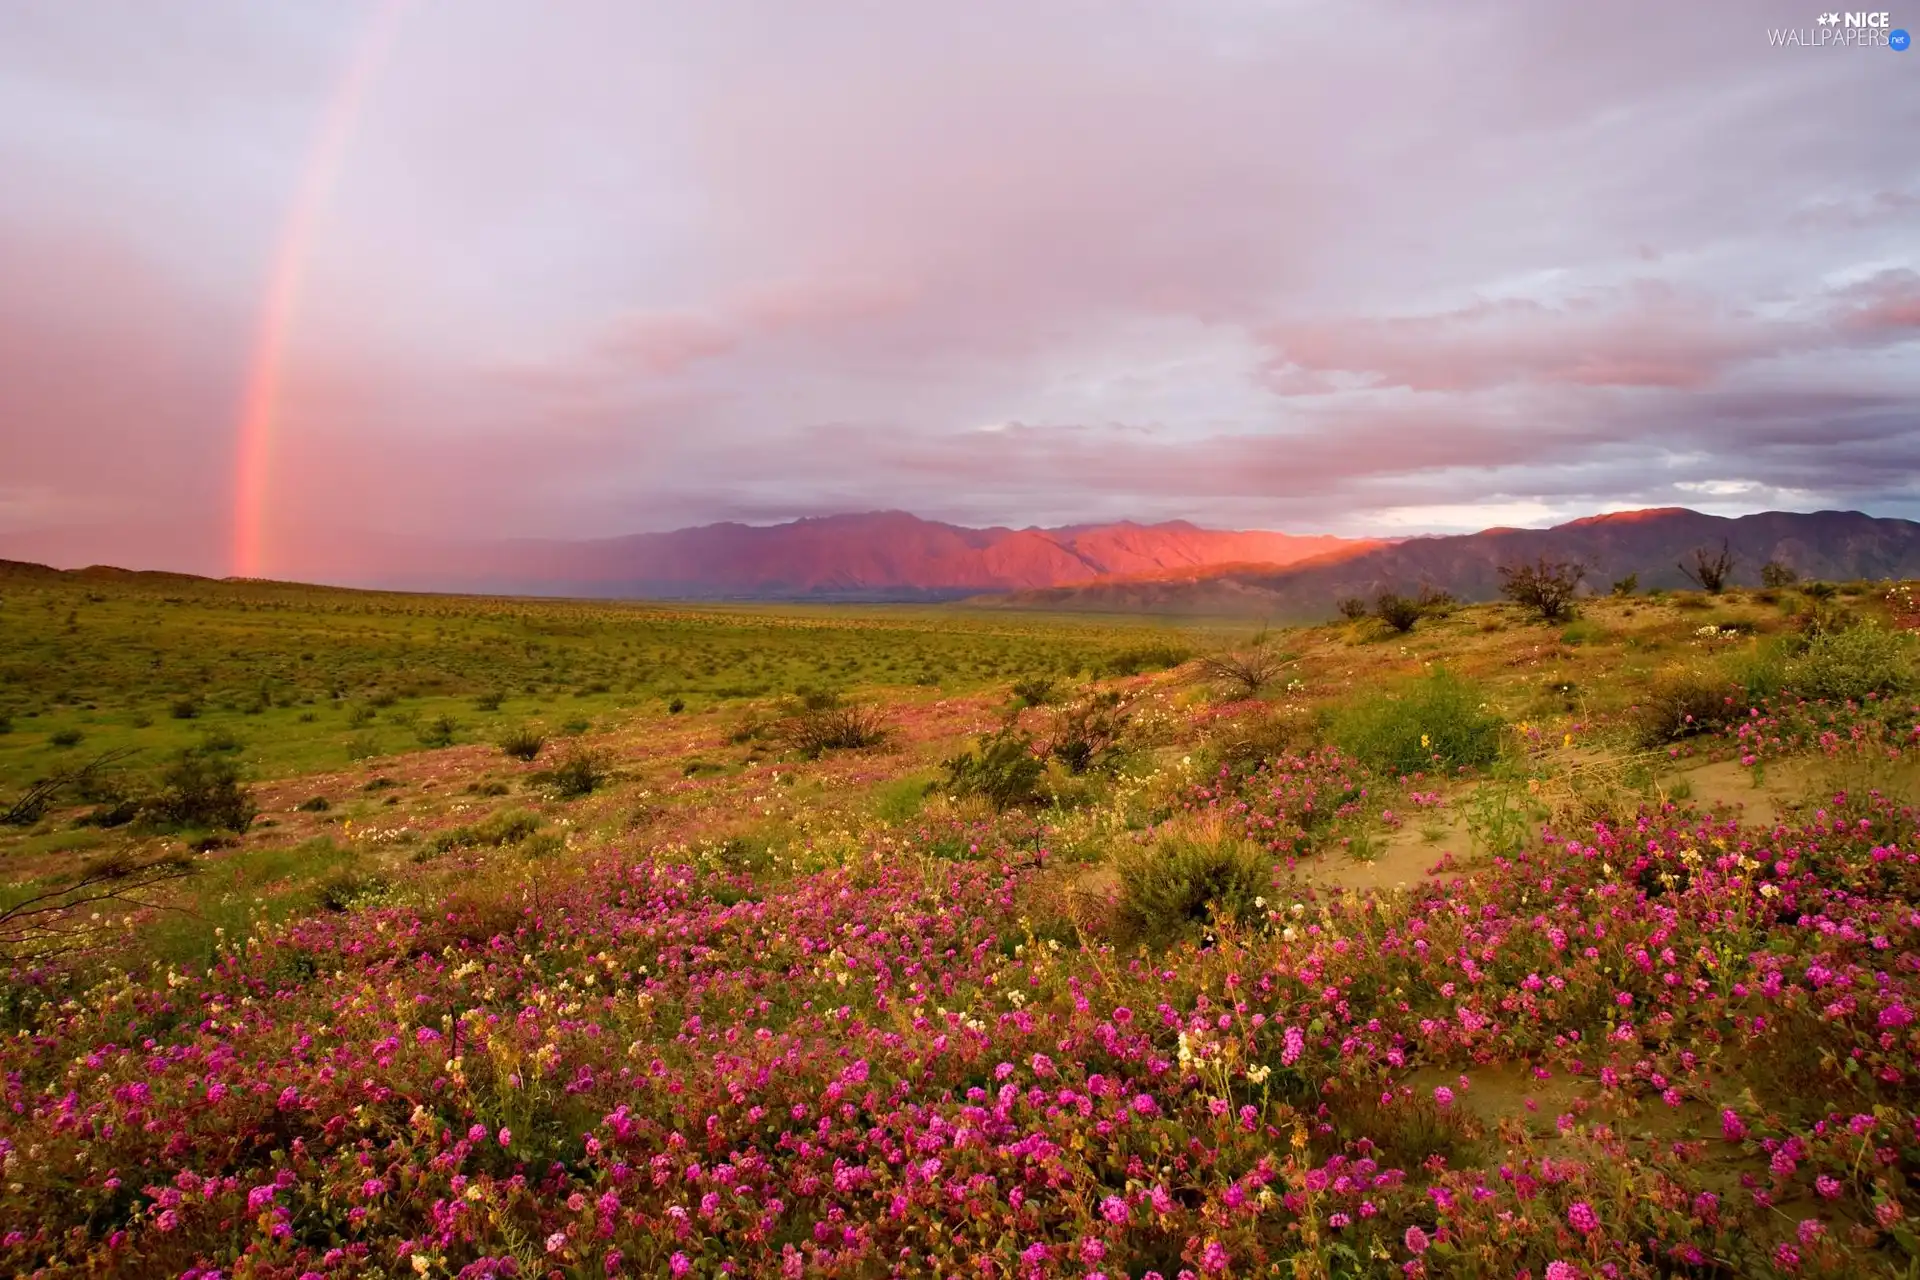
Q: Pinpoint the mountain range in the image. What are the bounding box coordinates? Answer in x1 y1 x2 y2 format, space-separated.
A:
996 507 1920 617
5 507 1918 615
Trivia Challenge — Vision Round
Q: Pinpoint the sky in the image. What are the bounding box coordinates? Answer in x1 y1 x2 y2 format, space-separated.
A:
0 0 1916 576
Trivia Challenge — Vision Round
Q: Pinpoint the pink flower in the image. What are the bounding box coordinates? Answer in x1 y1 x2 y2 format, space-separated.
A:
669 1253 691 1277
1100 1195 1130 1224
1567 1202 1600 1235
499 1128 513 1147
1432 1086 1454 1109
1200 1241 1230 1273
1544 1264 1579 1280
1404 1226 1430 1254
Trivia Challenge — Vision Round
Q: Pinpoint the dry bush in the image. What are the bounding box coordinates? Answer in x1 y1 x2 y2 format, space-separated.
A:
0 849 193 965
1680 541 1738 594
1498 557 1587 622
1633 669 1740 746
778 702 888 758
1193 646 1287 698
1202 708 1314 777
1041 691 1131 773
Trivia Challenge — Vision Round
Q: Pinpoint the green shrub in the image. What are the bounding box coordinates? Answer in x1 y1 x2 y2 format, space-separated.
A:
345 704 376 729
1371 593 1423 634
1785 626 1911 702
48 728 83 748
1010 676 1057 707
1336 597 1369 621
169 696 201 720
1099 643 1192 678
0 714 11 735
1611 573 1639 597
197 728 244 754
472 690 504 712
1415 584 1457 618
1557 620 1607 647
314 870 392 913
344 733 381 762
143 751 257 832
430 808 542 853
1723 639 1792 701
418 713 458 748
1328 669 1504 774
499 728 545 761
1760 560 1799 588
544 747 609 799
295 796 331 813
943 730 1046 810
1797 599 1856 640
560 716 590 736
75 798 140 829
1112 835 1270 945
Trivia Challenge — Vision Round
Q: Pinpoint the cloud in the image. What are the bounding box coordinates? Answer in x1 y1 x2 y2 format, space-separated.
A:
1262 283 1792 393
2 0 1919 574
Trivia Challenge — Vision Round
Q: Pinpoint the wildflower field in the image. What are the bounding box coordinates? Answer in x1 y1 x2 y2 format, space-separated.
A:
4 567 1920 1278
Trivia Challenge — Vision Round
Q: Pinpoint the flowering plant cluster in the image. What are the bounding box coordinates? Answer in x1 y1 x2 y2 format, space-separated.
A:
4 706 1920 1277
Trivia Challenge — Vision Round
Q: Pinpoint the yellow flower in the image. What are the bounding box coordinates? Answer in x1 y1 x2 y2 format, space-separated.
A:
1419 734 1430 750
1563 733 1573 747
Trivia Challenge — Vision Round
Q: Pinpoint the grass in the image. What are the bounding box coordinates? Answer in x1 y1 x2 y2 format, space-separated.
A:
1326 668 1505 774
0 568 1196 792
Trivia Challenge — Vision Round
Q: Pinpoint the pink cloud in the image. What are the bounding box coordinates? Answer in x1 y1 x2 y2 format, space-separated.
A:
1262 284 1794 393
1830 270 1920 336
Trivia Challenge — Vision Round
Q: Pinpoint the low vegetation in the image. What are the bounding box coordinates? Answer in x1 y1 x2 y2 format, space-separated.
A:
1498 555 1587 621
1328 667 1505 773
3 569 1920 1276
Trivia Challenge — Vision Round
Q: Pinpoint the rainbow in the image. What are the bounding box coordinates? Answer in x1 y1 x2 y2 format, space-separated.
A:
231 0 409 579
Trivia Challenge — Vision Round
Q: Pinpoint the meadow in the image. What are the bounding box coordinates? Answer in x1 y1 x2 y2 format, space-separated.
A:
3 564 1920 1278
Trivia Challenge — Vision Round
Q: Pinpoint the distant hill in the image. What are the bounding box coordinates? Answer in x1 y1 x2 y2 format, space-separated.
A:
992 508 1920 618
250 512 1378 601
9 508 1914 610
